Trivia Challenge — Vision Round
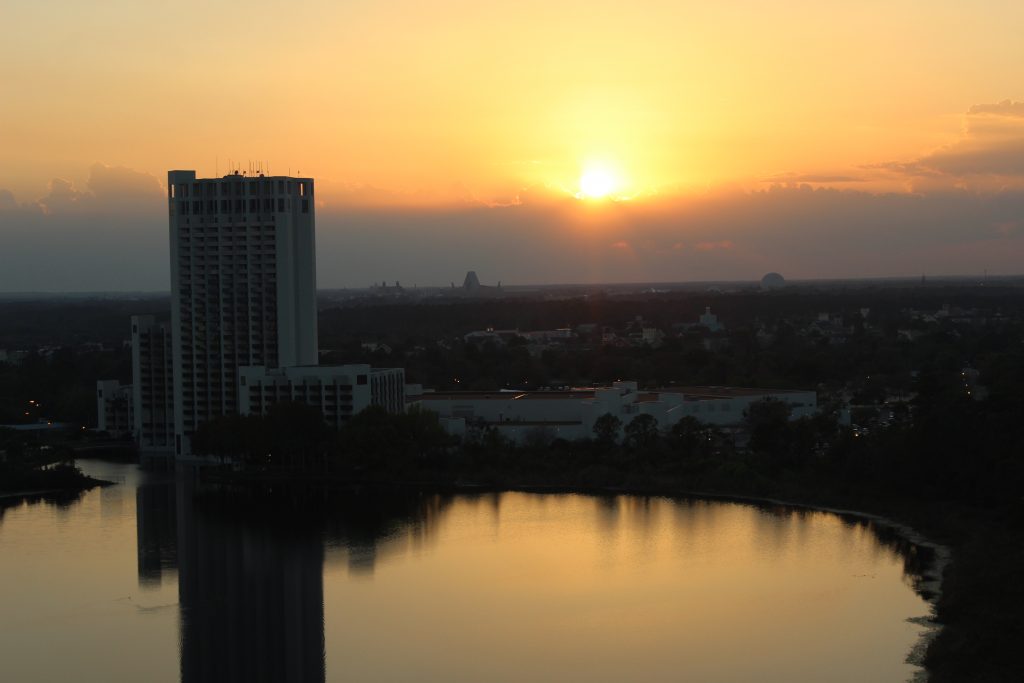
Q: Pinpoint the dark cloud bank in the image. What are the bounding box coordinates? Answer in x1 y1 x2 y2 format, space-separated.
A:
3 101 1024 292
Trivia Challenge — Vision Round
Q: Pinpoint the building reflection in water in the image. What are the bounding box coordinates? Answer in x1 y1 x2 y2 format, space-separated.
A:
136 480 177 588
133 475 454 682
175 477 326 683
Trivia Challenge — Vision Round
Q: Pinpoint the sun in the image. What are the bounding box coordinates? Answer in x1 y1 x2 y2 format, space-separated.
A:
578 165 619 199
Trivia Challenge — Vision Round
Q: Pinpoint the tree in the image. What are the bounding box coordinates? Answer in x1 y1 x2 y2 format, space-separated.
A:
744 398 792 459
592 413 622 445
669 416 728 458
624 414 660 450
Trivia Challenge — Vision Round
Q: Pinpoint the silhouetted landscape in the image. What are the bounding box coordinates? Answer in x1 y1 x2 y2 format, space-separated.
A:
4 280 1024 679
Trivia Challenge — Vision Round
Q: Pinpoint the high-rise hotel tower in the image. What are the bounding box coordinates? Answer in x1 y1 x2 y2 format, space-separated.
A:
99 169 404 458
167 170 318 456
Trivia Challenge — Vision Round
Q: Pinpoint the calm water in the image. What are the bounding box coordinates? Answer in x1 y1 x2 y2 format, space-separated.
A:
0 460 932 682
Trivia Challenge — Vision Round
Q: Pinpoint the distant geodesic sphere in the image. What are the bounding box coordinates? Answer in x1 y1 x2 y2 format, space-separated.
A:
760 272 786 290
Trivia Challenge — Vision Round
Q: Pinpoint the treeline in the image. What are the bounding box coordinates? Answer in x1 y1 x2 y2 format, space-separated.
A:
0 347 130 425
0 428 94 494
0 297 167 349
318 283 1024 342
193 364 1023 514
319 288 1024 396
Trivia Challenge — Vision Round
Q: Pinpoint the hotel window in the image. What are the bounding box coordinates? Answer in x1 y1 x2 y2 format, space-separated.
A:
277 198 285 211
301 199 309 213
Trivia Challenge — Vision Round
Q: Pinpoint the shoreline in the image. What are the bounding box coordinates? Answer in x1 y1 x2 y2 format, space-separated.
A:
0 477 112 502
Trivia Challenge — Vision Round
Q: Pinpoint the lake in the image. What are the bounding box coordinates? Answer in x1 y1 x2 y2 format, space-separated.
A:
0 460 933 682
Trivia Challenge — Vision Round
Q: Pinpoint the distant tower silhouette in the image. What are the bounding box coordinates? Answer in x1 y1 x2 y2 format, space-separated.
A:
463 271 481 290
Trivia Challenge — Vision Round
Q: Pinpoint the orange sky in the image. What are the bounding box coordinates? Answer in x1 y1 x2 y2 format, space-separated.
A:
2 1 1024 288
2 0 1023 204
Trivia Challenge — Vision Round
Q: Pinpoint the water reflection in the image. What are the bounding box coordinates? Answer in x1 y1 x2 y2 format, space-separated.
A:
0 488 87 523
321 491 453 576
0 462 937 682
130 477 461 682
176 480 326 683
136 481 177 588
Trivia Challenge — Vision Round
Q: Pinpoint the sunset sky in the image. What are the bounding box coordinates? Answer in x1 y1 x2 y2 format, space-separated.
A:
2 0 1024 290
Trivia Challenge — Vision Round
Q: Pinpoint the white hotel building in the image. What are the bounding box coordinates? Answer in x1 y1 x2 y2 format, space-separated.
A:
167 170 321 455
100 170 403 458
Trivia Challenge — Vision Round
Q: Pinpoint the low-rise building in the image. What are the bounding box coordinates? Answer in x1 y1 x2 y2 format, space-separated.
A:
131 315 174 455
237 365 405 428
698 306 723 332
413 381 817 444
97 380 133 437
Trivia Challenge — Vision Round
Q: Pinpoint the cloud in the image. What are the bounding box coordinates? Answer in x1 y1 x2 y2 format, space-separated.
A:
35 164 163 215
0 163 168 291
4 159 1024 291
762 173 865 184
968 100 1024 117
86 163 163 202
0 189 17 211
873 100 1024 185
921 140 1024 177
313 185 1024 289
38 177 88 213
695 240 734 251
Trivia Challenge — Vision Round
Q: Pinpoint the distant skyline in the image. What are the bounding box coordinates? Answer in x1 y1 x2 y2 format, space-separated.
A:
3 1 1024 290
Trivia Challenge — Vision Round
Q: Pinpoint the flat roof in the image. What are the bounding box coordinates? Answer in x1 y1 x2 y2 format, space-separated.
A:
420 391 597 401
658 386 812 398
417 386 812 401
483 420 583 426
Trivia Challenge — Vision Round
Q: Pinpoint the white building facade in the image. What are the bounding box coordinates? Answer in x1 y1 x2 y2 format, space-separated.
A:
238 365 405 429
96 379 133 437
414 382 818 444
167 170 318 456
131 315 174 454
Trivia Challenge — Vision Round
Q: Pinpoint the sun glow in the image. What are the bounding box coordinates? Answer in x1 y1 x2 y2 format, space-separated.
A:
578 165 620 199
